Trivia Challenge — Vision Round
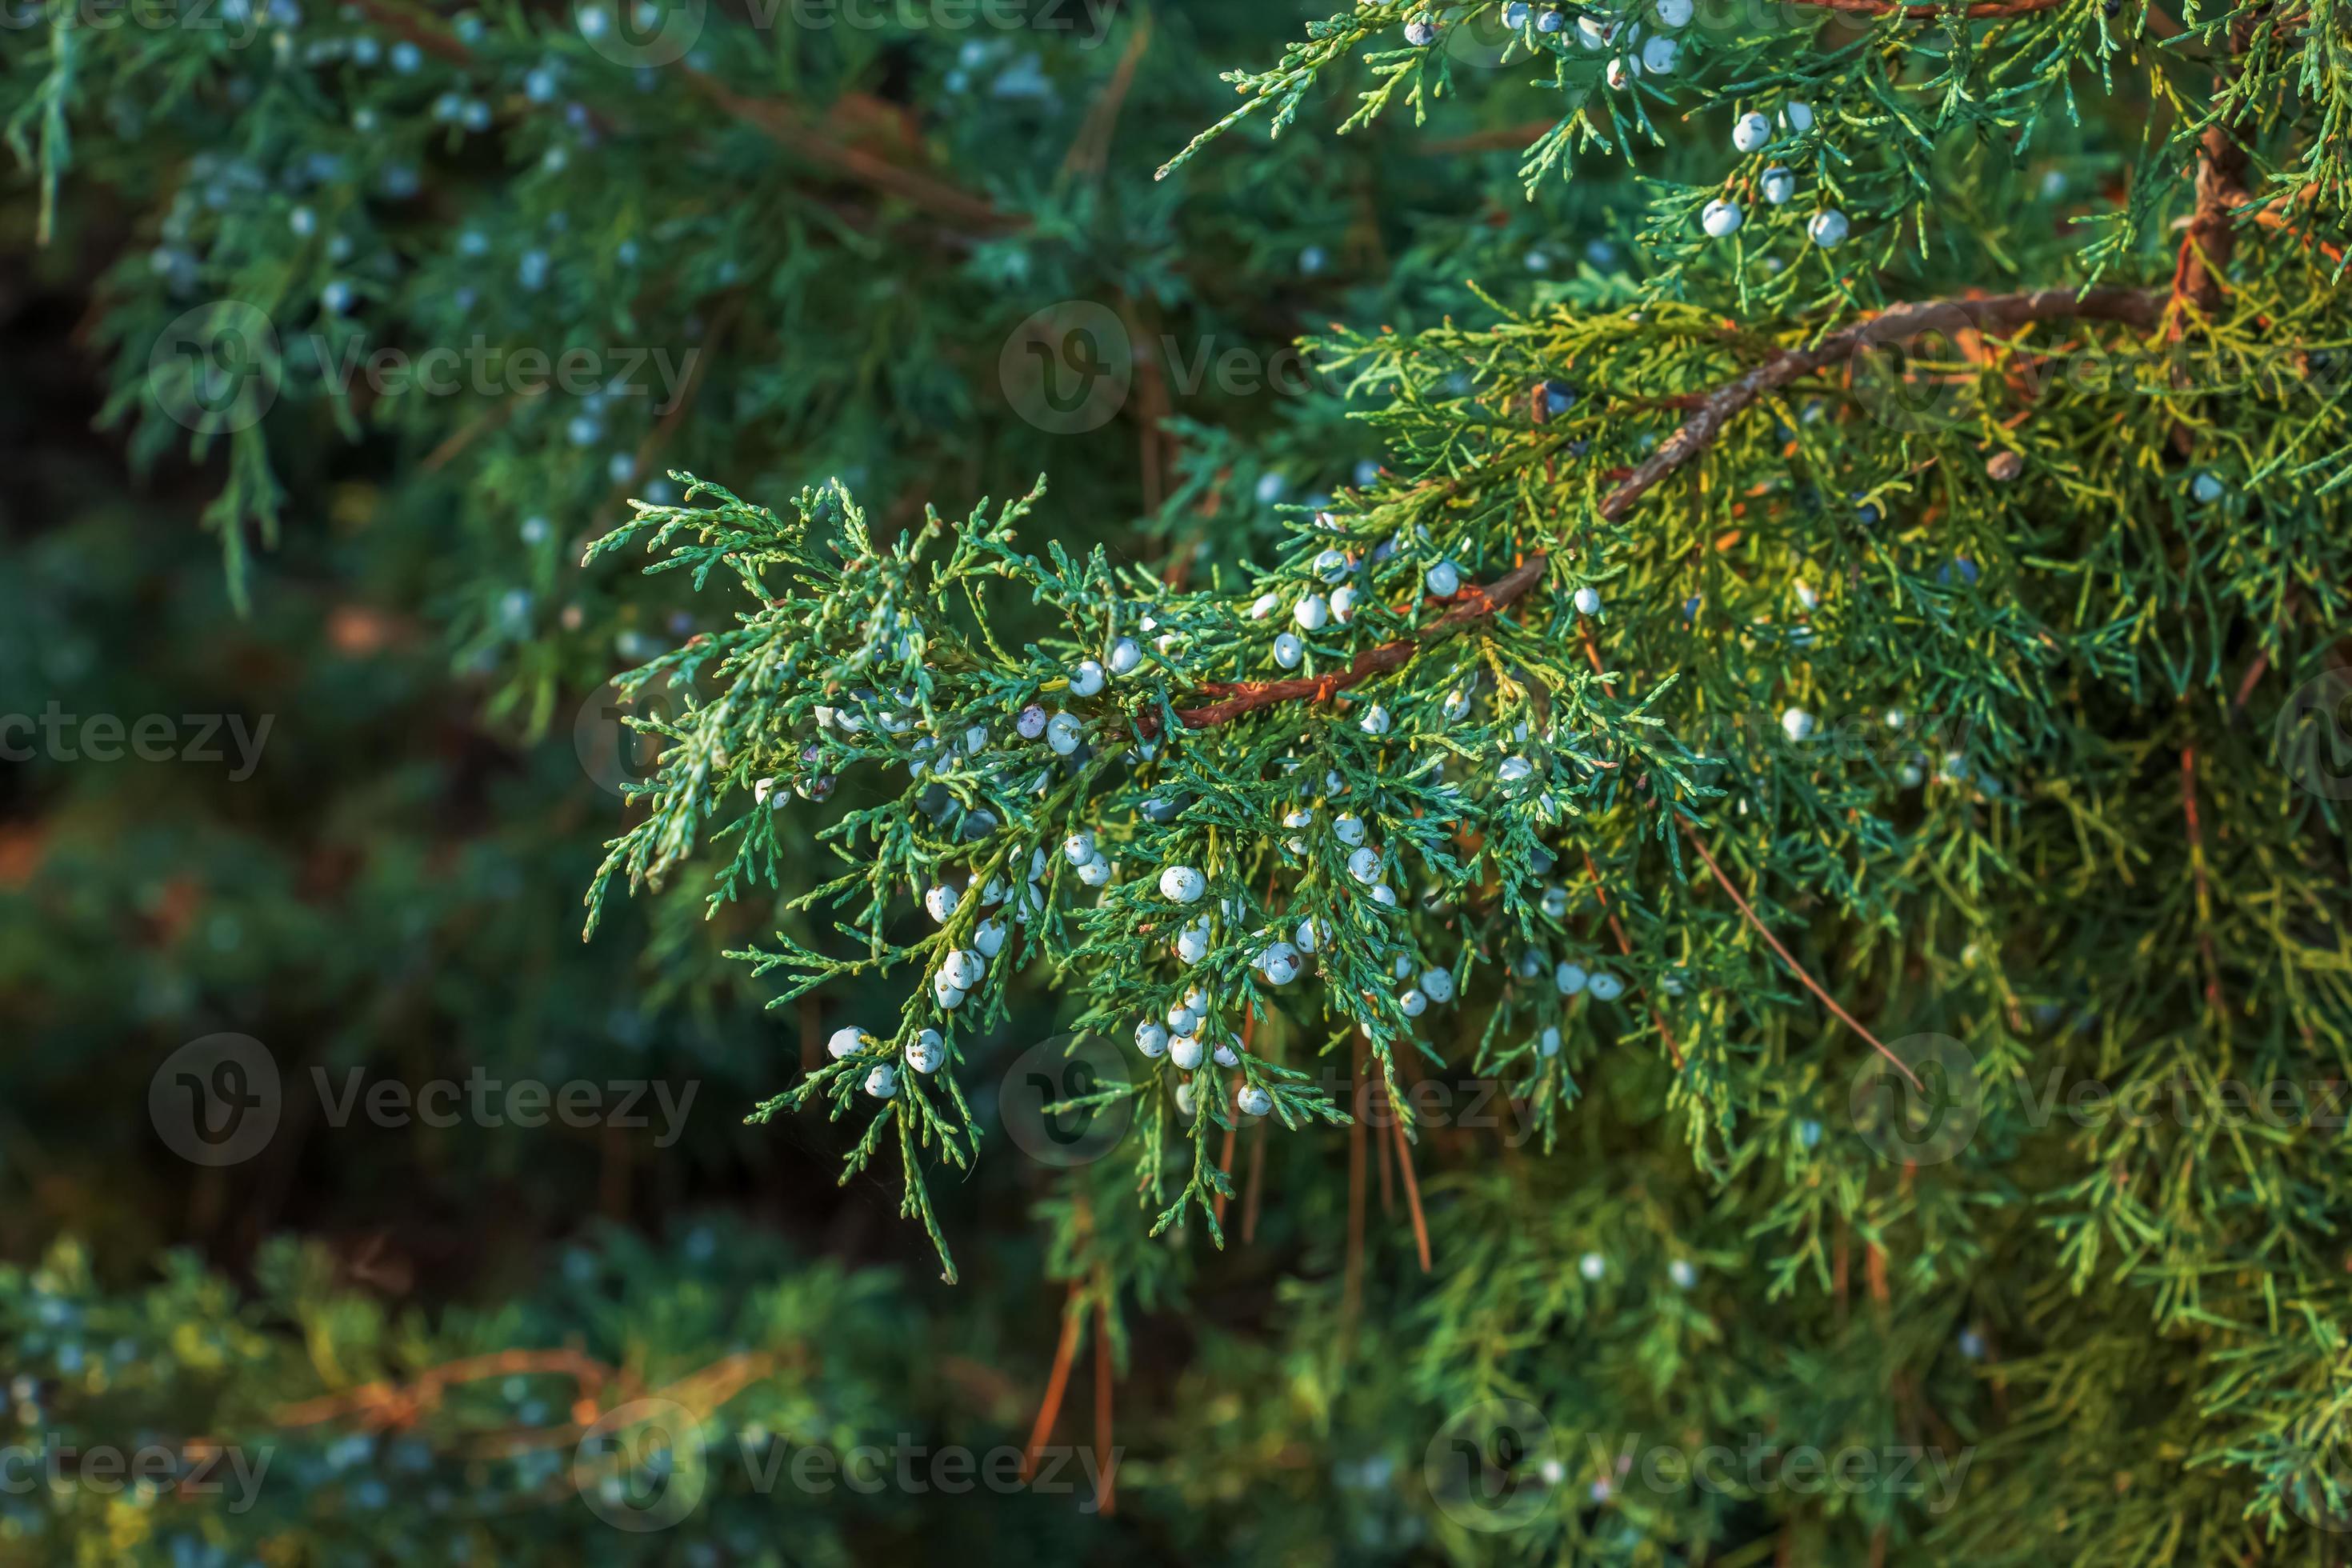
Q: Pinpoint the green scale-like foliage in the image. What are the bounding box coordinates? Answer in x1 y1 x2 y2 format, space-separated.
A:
574 2 2352 1558
11 0 2352 1558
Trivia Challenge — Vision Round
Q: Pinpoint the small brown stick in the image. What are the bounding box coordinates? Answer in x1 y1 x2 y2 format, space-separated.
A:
1678 821 1923 1089
1092 1292 1117 1517
1390 1109 1433 1273
2181 746 2224 1009
1146 554 1551 735
1597 288 2161 526
1342 1034 1368 1350
1374 1078 1396 1215
1582 849 1687 1070
272 1348 620 1429
1241 1121 1267 1243
1020 1285 1084 1481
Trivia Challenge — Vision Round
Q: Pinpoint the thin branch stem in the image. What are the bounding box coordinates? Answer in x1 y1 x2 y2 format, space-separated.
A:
1677 820 1923 1090
1598 287 2162 524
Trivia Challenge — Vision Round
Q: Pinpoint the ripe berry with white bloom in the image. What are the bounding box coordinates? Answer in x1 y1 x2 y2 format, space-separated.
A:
1399 987 1427 1018
1063 831 1096 866
827 1026 866 1059
1732 111 1771 152
1169 1033 1204 1070
1237 1086 1273 1117
1330 584 1360 622
1540 1026 1562 1057
1702 199 1742 238
1422 967 1456 1003
1069 659 1106 698
1404 13 1436 43
1554 961 1588 995
1176 922 1211 965
1371 883 1398 906
1761 165 1795 204
1573 585 1602 616
1669 1258 1698 1290
1213 1038 1241 1067
1537 5 1565 28
906 1030 946 1074
865 1063 898 1099
1442 687 1472 722
2190 471 2226 503
1347 847 1382 884
1046 713 1082 754
1295 918 1325 953
1075 855 1112 888
1108 638 1142 675
1782 100 1814 131
1541 886 1569 919
1655 0 1692 22
974 918 1007 958
1135 1021 1168 1057
1160 865 1206 904
1579 1251 1606 1281
1640 34 1678 72
1016 704 1046 739
1273 632 1305 668
1360 705 1392 737
1294 594 1330 631
1588 972 1625 1002
941 949 984 990
1426 560 1461 597
1782 707 1816 743
1248 592 1278 620
1283 807 1314 830
1807 209 1850 246
1257 941 1301 985
1498 756 1534 783
932 972 966 1008
1165 998 1198 1034
924 884 960 923
1334 814 1367 846
1313 548 1350 582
